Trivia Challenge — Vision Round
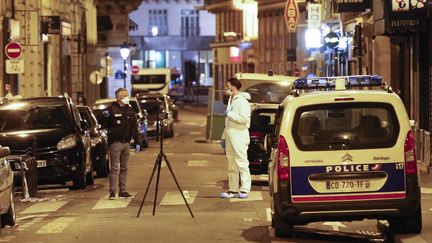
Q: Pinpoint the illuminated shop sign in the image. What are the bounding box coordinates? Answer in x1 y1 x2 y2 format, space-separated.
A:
335 0 372 13
285 0 299 33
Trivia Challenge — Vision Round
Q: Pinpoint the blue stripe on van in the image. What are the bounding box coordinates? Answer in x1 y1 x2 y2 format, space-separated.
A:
290 163 405 196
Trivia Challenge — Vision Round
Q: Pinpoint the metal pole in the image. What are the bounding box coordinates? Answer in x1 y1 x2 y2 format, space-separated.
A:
123 59 126 88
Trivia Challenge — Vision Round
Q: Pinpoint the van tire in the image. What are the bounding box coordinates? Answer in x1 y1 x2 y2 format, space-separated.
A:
272 214 293 238
1 192 16 228
390 206 422 233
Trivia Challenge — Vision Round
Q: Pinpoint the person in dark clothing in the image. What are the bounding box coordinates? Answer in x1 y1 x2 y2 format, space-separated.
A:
98 88 141 200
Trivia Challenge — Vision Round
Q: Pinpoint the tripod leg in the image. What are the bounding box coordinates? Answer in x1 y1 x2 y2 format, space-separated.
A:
152 153 163 216
162 154 195 218
136 153 163 218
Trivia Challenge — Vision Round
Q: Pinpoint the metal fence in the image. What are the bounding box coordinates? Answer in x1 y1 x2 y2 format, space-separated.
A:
413 129 431 173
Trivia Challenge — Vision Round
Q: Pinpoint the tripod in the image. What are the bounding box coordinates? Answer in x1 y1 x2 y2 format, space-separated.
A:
136 102 194 218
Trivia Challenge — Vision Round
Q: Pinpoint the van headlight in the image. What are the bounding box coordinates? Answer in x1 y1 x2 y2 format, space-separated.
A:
57 134 77 151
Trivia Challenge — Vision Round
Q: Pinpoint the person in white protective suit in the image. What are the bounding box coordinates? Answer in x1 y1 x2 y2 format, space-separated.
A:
220 77 252 199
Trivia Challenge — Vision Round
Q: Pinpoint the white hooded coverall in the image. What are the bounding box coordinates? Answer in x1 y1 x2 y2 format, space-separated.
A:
222 92 251 193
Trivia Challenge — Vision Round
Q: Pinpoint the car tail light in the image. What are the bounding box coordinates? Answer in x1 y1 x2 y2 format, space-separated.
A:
277 135 290 180
404 130 417 175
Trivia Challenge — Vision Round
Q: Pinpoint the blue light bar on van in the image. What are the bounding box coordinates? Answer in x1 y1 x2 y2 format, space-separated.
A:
293 75 383 90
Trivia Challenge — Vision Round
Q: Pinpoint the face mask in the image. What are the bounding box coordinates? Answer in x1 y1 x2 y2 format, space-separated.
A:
225 88 233 96
121 97 130 105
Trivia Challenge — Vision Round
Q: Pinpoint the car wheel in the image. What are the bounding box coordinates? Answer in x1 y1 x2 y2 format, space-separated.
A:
71 160 87 190
390 206 422 233
1 191 16 228
272 214 293 238
97 149 109 178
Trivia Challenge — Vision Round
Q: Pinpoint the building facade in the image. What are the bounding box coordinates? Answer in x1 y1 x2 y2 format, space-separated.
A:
128 0 215 97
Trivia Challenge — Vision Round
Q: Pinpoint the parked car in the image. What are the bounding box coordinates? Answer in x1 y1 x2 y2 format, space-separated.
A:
135 93 175 138
0 96 93 189
92 97 149 148
234 72 295 175
78 105 109 178
267 75 422 237
0 146 16 228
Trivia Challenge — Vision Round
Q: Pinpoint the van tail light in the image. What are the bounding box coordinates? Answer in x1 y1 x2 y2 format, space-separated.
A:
404 130 417 175
277 135 290 181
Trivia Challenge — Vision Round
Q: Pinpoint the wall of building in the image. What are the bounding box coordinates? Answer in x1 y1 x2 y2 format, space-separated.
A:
129 0 215 37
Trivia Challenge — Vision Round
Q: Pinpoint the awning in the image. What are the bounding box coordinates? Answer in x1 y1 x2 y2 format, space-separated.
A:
97 16 113 32
373 0 429 36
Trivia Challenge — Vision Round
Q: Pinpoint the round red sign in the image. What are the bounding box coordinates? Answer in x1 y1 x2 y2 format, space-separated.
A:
131 65 140 75
5 42 22 59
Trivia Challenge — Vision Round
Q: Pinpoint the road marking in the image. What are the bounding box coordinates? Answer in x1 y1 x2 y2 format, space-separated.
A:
322 221 347 231
189 131 202 135
36 217 77 234
202 182 221 188
420 187 432 194
191 153 211 156
187 160 209 167
266 208 272 222
0 235 16 242
184 122 199 126
160 191 198 205
251 174 269 182
399 235 429 243
92 193 136 209
230 191 263 202
19 201 68 214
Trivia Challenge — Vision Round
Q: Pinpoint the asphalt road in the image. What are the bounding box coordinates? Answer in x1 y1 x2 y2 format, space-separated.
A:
2 104 432 242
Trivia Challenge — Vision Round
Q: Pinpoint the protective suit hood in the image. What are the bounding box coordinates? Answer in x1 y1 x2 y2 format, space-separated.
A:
237 92 251 100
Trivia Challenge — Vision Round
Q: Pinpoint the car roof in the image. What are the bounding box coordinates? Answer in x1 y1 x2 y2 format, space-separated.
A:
94 97 138 104
234 73 295 91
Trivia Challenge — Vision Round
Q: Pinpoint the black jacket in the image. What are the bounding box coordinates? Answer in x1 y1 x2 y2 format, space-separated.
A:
98 102 141 146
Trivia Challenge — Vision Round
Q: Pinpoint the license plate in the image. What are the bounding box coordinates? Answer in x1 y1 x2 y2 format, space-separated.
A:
37 160 47 168
326 180 370 191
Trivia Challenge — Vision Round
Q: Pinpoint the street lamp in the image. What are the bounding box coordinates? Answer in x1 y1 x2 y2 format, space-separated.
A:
120 42 130 88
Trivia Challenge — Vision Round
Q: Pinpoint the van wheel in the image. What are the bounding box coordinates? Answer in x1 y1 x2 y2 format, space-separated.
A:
1 192 16 228
272 214 293 238
390 206 422 233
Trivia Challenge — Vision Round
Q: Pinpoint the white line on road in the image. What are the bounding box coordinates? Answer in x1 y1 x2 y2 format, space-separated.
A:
266 208 272 222
230 191 263 202
187 160 209 167
92 193 136 209
184 122 199 126
191 153 211 156
189 131 202 135
36 217 77 234
420 187 432 194
160 191 198 205
19 201 68 214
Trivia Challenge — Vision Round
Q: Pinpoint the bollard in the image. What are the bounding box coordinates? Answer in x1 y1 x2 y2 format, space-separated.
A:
21 161 30 201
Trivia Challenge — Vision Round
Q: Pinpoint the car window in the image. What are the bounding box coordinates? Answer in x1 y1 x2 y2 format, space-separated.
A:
291 102 400 151
250 108 277 134
78 108 97 128
272 105 284 148
139 100 160 115
244 83 291 103
0 103 71 131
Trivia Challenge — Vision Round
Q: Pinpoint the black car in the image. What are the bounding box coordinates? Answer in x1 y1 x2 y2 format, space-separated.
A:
135 93 175 138
0 96 93 189
78 105 109 178
0 146 16 228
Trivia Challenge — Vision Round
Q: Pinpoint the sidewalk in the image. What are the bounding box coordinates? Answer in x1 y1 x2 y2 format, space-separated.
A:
420 169 432 188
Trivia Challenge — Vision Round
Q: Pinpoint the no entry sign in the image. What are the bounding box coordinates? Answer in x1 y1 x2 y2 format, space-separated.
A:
131 65 140 75
5 42 22 59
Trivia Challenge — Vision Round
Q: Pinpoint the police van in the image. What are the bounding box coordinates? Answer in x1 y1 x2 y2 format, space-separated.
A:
267 75 422 237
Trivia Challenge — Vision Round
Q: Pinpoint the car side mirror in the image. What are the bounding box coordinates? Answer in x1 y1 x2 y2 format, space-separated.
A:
0 146 11 158
81 120 89 131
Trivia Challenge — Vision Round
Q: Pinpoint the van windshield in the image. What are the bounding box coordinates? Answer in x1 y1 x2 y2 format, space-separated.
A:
292 102 400 151
0 103 70 132
244 83 291 103
132 75 166 84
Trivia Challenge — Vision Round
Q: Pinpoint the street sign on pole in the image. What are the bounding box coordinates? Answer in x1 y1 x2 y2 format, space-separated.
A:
90 71 103 85
284 0 299 33
5 42 22 59
131 65 140 75
5 59 24 74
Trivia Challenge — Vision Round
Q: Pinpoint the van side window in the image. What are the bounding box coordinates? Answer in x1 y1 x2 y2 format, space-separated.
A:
272 105 284 148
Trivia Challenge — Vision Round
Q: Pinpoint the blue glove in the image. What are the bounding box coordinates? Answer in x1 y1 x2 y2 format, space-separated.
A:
220 139 225 149
135 144 141 153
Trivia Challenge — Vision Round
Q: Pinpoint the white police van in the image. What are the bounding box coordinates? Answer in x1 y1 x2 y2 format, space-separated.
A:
267 75 422 237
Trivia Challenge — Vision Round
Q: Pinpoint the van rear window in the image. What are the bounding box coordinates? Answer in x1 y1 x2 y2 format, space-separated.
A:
292 103 400 151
